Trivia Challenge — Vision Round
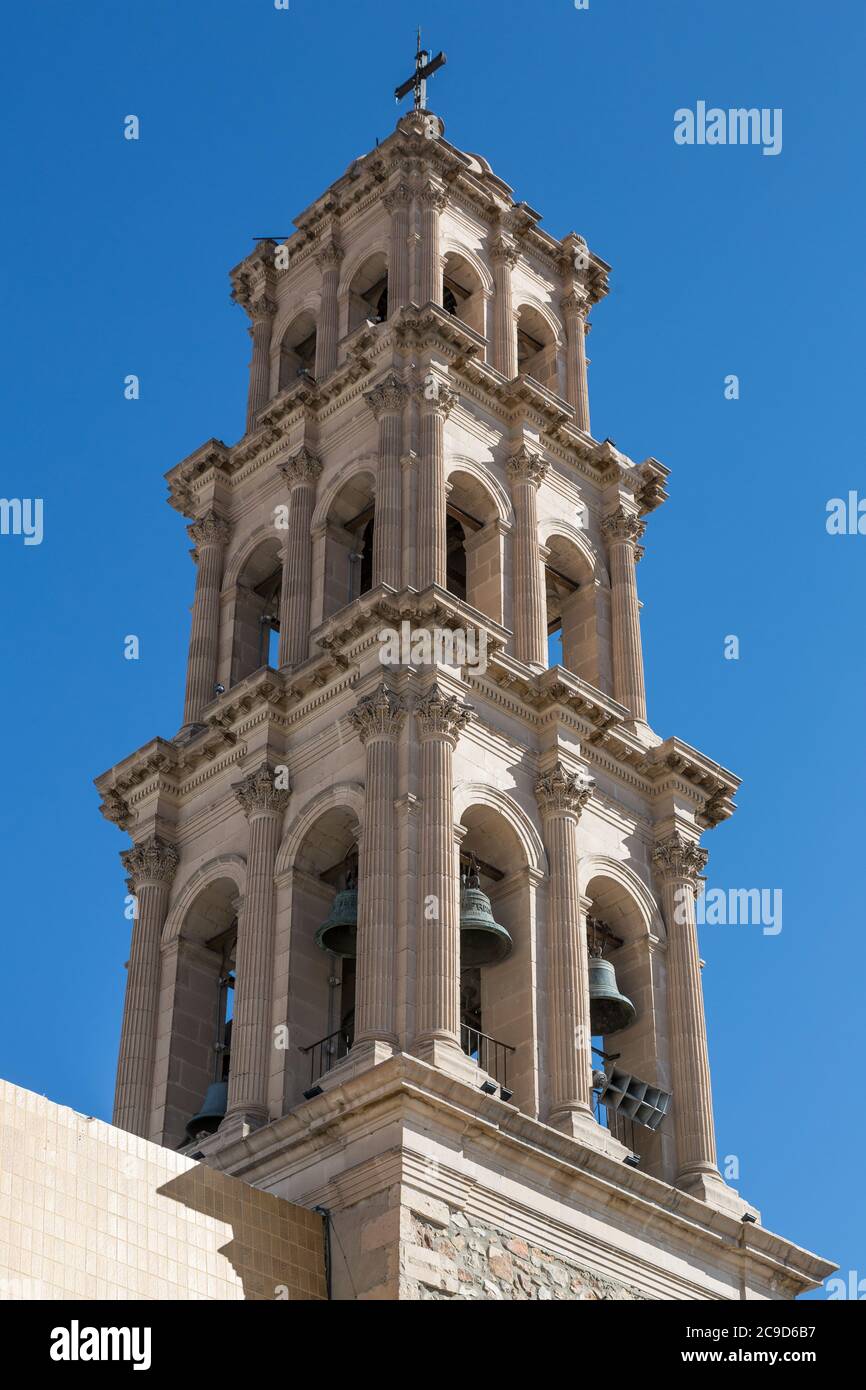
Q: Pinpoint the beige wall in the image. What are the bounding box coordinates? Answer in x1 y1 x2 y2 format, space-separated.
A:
0 1081 325 1301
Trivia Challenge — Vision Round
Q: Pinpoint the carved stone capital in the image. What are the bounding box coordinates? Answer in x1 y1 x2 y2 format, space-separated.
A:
534 761 595 819
417 380 459 418
561 290 590 319
364 373 410 419
414 684 473 742
350 682 407 743
234 764 291 818
278 446 322 489
120 836 179 888
383 183 414 212
653 831 708 886
602 506 645 546
187 511 230 550
507 445 549 488
250 295 277 322
490 235 519 268
314 241 343 272
417 182 447 211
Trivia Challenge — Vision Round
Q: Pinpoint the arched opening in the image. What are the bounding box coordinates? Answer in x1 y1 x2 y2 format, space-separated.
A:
347 253 389 334
322 472 375 620
583 872 671 1181
515 304 560 393
543 533 607 689
230 537 282 685
458 805 536 1114
285 807 359 1109
278 312 318 390
160 877 239 1150
445 469 504 624
442 252 485 338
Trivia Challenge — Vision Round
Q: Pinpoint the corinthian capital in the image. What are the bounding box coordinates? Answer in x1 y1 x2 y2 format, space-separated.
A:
414 684 473 742
278 446 322 489
507 445 548 488
490 235 519 267
416 377 459 418
602 506 645 546
250 294 277 322
350 682 407 743
383 183 413 212
364 373 410 420
652 831 708 886
187 511 230 550
121 836 179 888
314 241 343 271
234 764 291 818
417 181 447 211
561 290 590 319
534 761 594 818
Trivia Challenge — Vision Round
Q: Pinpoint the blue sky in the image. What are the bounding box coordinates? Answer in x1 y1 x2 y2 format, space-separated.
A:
1 0 863 1295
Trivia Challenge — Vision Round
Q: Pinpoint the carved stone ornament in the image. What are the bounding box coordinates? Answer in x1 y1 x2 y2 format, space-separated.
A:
652 831 708 886
507 445 549 488
364 374 410 419
187 511 230 550
314 241 343 271
534 761 595 818
234 764 291 818
250 295 277 321
414 684 474 741
490 235 519 268
602 506 645 546
278 447 322 489
349 683 407 743
120 836 179 887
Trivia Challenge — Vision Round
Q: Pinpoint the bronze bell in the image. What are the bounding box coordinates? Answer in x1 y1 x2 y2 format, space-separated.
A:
588 954 636 1036
459 855 513 967
185 1080 228 1140
315 866 358 958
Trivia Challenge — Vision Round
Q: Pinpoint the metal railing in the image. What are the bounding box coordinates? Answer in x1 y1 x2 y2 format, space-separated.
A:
301 1027 352 1088
460 1024 515 1092
592 1089 638 1156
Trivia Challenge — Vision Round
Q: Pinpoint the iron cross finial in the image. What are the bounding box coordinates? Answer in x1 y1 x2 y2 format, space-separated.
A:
395 31 447 112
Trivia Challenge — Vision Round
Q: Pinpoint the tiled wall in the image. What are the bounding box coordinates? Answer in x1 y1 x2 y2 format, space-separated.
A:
0 1081 326 1300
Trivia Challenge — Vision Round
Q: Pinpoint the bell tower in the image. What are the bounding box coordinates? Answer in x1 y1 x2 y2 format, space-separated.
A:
96 73 832 1299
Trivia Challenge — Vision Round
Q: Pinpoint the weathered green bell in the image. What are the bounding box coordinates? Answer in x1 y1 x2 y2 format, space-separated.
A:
460 856 513 967
588 955 636 1035
185 1080 228 1140
315 868 358 958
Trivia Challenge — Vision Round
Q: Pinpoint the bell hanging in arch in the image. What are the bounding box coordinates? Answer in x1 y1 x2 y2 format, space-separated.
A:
315 865 358 958
185 1080 228 1141
588 954 636 1036
459 854 513 968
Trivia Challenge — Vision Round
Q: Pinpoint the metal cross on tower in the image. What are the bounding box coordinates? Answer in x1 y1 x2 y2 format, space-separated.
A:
394 30 447 112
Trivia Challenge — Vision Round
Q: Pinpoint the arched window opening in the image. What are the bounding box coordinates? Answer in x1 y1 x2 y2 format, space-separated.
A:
278 312 318 391
231 538 282 686
545 563 577 670
445 513 468 600
348 253 389 334
322 473 376 619
441 253 485 338
515 305 559 392
542 534 605 688
445 471 504 623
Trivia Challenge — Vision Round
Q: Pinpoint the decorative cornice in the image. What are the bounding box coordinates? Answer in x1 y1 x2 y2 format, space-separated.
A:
349 682 407 742
602 506 645 546
120 836 179 888
507 444 549 487
234 764 291 818
100 788 134 831
534 761 595 818
278 446 322 488
652 831 708 886
414 684 473 742
363 373 410 419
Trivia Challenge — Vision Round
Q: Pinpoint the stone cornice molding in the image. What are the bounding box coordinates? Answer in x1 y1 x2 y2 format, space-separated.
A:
234 764 291 819
652 831 709 887
363 373 410 419
349 682 407 743
414 683 474 743
534 760 595 819
278 446 322 489
120 836 179 888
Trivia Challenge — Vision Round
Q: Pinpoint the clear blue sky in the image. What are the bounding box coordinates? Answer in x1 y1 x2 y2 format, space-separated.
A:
1 1 862 1295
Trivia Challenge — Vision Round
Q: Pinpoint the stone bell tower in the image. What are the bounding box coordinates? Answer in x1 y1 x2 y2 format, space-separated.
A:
96 78 832 1299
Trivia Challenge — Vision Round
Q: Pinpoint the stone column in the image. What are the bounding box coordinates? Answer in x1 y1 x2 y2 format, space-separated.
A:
183 512 230 726
364 375 408 591
349 684 406 1052
384 184 412 312
602 506 648 722
314 243 342 380
414 686 473 1065
653 831 720 1190
225 765 290 1130
113 838 179 1137
490 236 518 379
417 380 457 590
277 448 322 670
535 763 595 1134
507 446 548 668
418 182 446 307
561 291 591 433
246 296 277 432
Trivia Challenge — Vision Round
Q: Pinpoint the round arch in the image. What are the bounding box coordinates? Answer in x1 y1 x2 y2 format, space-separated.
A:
222 522 284 594
579 855 666 943
271 295 322 361
446 456 514 529
454 783 546 875
439 241 494 296
537 519 605 587
275 782 366 879
513 296 563 348
161 853 247 947
310 455 378 533
338 240 391 300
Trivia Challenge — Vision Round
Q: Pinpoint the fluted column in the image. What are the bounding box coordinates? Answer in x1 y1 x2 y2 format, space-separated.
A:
491 236 518 378
114 838 179 1137
225 765 290 1129
350 684 406 1048
602 507 647 722
417 380 457 590
535 763 595 1132
561 291 591 433
246 296 277 431
507 446 548 668
414 686 473 1059
653 831 720 1188
183 512 230 726
314 243 342 380
384 184 412 312
364 375 408 590
418 182 446 306
277 447 322 669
